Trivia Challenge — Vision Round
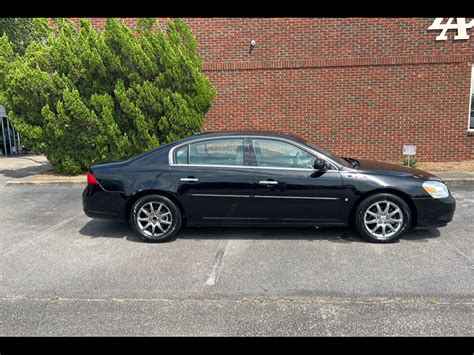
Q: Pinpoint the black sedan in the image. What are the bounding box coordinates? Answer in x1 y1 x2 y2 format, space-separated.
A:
82 132 456 243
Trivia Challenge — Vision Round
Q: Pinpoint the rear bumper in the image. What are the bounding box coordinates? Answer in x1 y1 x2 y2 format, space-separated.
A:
83 208 122 220
82 184 127 220
413 195 456 228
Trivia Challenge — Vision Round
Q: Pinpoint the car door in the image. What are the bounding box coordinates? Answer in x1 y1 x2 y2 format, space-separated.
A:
250 138 344 224
170 137 255 224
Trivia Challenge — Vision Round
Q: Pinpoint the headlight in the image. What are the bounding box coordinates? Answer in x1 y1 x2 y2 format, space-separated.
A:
422 181 449 199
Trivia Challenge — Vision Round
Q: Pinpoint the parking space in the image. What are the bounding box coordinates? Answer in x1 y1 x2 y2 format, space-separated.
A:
0 183 472 335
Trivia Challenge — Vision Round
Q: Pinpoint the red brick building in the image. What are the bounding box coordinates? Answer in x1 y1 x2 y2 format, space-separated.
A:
81 18 474 162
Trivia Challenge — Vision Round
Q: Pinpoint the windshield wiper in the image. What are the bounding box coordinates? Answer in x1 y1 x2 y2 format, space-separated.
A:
342 157 360 168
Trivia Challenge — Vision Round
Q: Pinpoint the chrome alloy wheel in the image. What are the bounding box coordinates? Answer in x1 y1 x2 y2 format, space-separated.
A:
136 202 172 237
363 200 403 239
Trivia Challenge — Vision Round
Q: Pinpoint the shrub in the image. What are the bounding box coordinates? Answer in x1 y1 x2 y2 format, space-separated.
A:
0 18 45 54
401 156 418 168
0 18 215 174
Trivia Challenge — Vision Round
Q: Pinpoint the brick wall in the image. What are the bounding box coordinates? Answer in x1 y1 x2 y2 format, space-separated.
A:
71 18 474 161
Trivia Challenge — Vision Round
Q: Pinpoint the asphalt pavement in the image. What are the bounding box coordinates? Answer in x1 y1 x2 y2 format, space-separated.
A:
0 169 472 336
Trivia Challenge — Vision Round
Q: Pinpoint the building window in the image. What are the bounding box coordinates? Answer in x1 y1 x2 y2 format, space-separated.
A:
470 65 474 130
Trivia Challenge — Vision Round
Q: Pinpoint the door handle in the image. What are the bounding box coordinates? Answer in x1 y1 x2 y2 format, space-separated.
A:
258 180 278 185
180 177 199 182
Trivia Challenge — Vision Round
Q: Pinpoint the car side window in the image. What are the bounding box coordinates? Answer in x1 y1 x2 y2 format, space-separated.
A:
252 139 316 169
186 139 245 166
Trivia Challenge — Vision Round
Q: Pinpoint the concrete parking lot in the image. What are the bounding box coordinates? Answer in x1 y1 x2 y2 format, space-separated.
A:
0 165 472 336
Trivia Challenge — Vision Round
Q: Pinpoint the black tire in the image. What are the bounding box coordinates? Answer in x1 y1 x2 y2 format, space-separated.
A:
355 193 411 243
130 194 182 243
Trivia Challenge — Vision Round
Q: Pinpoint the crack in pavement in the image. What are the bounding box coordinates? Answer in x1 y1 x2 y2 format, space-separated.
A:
1 295 472 305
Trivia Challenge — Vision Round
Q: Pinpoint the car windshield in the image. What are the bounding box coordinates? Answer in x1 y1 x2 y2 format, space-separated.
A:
299 139 353 167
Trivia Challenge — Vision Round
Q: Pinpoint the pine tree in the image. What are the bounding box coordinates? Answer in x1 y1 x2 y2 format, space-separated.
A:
0 18 216 174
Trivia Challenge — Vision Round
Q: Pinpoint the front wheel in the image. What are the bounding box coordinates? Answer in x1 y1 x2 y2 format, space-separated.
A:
130 194 182 243
355 193 411 243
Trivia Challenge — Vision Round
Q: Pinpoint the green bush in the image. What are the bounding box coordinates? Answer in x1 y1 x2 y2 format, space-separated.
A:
0 18 215 174
401 156 418 168
0 18 45 54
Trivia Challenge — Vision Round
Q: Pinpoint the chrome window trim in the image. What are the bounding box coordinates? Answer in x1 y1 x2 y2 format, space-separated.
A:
168 135 341 171
171 163 340 173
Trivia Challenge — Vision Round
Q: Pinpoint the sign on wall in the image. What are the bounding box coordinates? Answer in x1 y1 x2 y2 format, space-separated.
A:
403 145 417 156
428 18 474 40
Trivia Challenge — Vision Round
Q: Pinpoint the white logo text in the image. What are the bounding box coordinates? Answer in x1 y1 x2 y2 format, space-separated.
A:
427 18 473 40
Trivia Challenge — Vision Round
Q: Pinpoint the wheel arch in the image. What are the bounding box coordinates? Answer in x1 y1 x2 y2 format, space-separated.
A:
349 188 417 227
125 189 186 223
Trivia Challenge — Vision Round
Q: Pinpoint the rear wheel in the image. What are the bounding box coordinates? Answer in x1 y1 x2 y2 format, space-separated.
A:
130 194 182 243
355 193 411 243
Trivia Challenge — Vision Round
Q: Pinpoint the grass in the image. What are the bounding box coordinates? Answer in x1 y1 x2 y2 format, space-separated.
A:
389 160 474 172
416 160 474 172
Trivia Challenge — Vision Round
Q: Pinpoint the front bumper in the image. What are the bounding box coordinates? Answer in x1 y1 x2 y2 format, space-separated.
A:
413 195 456 228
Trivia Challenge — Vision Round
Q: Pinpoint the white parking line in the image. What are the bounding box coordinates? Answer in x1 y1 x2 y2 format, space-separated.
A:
205 240 228 286
0 212 83 257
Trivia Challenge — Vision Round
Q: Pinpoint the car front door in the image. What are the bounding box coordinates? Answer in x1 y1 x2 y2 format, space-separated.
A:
250 138 344 224
170 137 255 224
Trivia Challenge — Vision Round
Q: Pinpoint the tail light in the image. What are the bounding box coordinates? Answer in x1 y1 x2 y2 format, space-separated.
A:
87 171 99 185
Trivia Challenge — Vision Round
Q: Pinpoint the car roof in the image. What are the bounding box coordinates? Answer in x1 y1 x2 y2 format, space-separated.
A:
182 131 302 141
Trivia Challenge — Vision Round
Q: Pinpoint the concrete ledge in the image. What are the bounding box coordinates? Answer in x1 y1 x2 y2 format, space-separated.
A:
433 172 474 188
5 179 86 188
441 178 474 188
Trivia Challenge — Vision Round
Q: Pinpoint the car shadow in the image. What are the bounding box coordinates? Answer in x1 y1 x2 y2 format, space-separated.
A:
78 219 442 244
78 220 142 243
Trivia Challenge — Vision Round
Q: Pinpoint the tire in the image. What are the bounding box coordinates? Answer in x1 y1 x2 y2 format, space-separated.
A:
130 194 182 243
355 193 411 243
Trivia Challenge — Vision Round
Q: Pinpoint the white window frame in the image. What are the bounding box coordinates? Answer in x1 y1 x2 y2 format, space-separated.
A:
469 64 474 131
168 135 341 171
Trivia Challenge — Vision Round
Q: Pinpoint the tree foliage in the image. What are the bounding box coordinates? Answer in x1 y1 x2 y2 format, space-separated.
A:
0 18 46 54
0 18 215 174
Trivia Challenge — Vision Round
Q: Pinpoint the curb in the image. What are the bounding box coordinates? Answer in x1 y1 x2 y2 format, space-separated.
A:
442 178 474 188
5 180 86 188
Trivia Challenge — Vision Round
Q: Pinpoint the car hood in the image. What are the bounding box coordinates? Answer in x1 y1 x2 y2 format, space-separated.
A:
354 159 442 181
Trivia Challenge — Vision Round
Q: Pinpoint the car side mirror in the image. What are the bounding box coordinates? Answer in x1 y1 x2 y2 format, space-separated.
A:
313 157 328 172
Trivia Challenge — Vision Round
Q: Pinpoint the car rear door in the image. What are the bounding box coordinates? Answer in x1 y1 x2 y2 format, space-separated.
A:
249 138 344 224
170 137 255 224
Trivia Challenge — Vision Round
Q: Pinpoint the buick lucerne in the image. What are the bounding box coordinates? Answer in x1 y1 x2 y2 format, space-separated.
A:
82 132 456 243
